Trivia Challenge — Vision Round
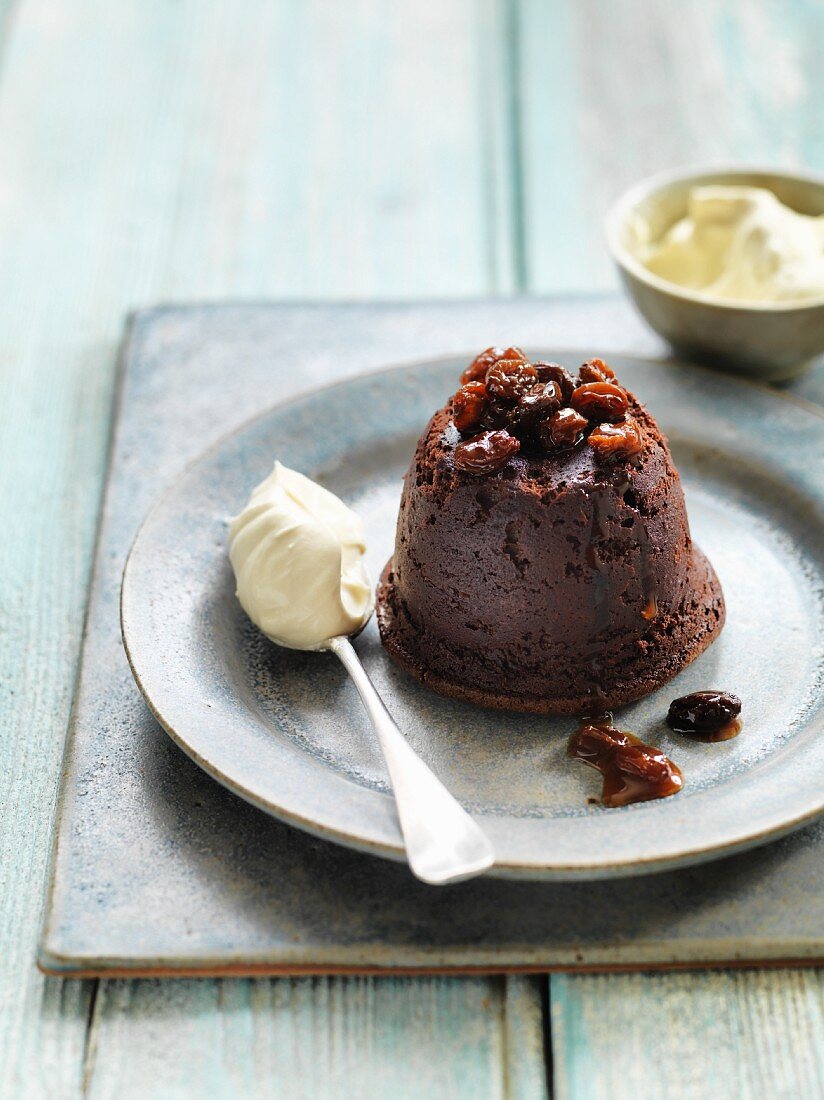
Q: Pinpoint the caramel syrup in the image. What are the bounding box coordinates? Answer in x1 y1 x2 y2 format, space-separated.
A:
641 594 659 620
681 717 742 743
569 717 684 808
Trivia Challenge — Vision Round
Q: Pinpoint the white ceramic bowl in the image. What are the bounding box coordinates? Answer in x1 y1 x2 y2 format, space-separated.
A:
606 165 824 382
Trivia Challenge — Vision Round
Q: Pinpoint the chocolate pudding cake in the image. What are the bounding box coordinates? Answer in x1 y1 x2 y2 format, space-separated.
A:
376 349 725 713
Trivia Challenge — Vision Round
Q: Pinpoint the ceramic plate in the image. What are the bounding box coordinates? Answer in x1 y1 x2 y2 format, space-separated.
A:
121 353 824 880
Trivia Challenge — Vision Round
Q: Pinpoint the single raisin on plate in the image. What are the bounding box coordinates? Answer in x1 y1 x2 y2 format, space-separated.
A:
452 381 488 432
588 419 643 461
667 691 742 741
454 429 521 474
611 744 673 786
533 361 575 402
539 407 588 449
569 723 630 763
601 743 683 808
570 381 629 422
579 357 617 384
568 722 683 808
486 359 538 402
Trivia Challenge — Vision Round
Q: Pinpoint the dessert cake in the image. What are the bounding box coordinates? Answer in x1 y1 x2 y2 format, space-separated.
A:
376 348 725 713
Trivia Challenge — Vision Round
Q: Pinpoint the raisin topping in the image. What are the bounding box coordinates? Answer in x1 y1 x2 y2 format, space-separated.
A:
452 381 488 433
506 381 564 440
570 381 629 423
588 420 643 461
540 407 588 449
521 379 563 414
451 350 641 475
486 360 538 402
461 346 526 384
478 398 510 432
454 430 521 474
569 721 683 807
533 362 575 402
579 358 617 383
667 691 743 742
461 347 504 384
500 345 528 363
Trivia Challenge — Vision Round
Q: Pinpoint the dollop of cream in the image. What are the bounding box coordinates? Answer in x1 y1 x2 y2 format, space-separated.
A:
228 462 373 650
635 185 824 303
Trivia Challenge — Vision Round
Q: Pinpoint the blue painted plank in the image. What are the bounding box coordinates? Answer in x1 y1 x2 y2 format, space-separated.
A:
518 0 824 294
515 2 824 1097
551 971 824 1100
85 977 548 1100
0 0 546 1096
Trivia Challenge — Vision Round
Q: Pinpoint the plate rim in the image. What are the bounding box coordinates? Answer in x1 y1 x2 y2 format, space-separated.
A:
121 350 824 879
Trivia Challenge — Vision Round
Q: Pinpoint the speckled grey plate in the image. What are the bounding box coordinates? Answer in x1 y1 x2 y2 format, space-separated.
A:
121 353 824 880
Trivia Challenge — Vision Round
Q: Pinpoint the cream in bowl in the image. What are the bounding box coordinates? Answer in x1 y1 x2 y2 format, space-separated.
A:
607 167 824 381
637 185 824 304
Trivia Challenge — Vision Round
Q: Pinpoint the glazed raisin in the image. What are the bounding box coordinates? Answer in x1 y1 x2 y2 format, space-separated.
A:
570 381 629 422
667 692 742 738
588 419 643 462
533 361 575 402
540 407 588 449
500 345 527 363
568 723 683 807
461 347 503 385
611 744 672 785
452 382 488 433
486 360 538 402
523 380 563 413
579 358 617 383
570 724 629 763
454 430 521 474
478 398 510 431
461 346 526 384
506 381 564 440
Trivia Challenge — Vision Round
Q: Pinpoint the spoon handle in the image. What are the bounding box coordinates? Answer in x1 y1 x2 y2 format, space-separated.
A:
329 636 495 885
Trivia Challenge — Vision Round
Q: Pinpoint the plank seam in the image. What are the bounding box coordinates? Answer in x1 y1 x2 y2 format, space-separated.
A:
505 0 528 291
0 0 21 83
541 977 555 1100
81 978 101 1096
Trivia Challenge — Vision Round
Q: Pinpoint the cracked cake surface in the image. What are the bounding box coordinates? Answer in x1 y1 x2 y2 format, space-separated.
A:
376 349 725 714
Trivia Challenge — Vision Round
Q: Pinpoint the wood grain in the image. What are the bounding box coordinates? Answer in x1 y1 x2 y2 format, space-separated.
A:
1 0 822 1096
515 3 824 1097
517 0 824 293
0 1 544 1098
83 977 547 1100
551 970 824 1100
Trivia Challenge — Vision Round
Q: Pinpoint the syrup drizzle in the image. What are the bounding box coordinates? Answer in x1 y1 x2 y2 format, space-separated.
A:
616 470 658 622
687 717 743 743
569 715 684 808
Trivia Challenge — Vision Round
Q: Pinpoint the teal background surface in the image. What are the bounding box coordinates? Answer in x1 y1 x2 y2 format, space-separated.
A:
2 2 823 1097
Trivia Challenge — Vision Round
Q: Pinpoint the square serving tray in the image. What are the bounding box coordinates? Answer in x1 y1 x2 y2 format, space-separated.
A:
40 298 824 976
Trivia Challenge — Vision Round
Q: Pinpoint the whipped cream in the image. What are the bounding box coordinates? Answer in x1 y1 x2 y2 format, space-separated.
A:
636 185 824 304
228 462 373 650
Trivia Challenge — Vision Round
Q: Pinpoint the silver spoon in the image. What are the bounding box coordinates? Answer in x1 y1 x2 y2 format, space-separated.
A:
328 634 495 885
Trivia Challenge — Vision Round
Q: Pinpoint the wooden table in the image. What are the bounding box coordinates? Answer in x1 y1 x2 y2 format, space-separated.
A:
2 2 822 1096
